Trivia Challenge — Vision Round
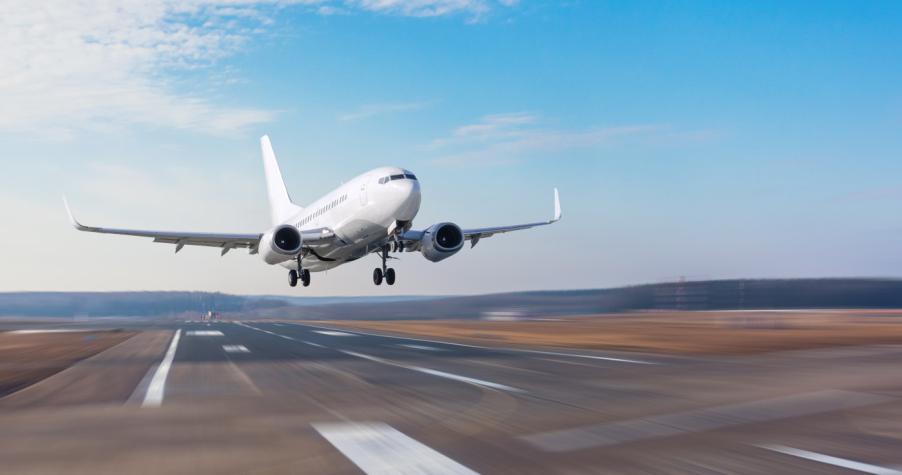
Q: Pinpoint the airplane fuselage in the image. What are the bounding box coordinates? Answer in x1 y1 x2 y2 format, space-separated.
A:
284 166 421 271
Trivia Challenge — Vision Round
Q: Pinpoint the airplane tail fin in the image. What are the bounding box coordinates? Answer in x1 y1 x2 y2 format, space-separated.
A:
260 135 303 225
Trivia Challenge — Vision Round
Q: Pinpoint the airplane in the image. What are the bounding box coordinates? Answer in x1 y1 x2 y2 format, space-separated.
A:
64 135 561 288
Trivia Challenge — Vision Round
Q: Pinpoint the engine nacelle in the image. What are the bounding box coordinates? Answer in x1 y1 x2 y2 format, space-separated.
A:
420 222 464 262
258 225 302 265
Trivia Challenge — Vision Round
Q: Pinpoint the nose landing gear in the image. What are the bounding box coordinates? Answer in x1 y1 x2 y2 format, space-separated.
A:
373 245 396 286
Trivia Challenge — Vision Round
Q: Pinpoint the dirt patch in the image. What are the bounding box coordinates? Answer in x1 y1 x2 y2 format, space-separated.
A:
321 310 902 355
0 330 135 397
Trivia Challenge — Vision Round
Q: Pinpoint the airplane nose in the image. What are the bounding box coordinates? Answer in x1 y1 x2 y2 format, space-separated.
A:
392 179 421 220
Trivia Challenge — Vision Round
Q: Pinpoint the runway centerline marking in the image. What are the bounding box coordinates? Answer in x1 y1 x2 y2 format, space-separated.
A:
237 322 327 348
314 330 356 337
758 445 902 475
313 422 478 475
141 329 181 408
341 350 524 393
302 324 655 365
185 330 223 336
222 344 250 353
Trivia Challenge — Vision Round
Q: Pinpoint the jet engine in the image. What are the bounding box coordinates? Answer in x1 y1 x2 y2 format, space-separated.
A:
258 225 302 264
420 222 464 262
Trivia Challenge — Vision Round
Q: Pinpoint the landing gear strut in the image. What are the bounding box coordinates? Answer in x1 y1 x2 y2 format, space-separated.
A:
373 244 396 286
290 255 311 288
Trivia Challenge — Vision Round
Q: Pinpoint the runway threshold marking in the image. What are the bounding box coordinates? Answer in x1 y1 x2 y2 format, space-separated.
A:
313 422 478 475
758 445 902 475
304 324 655 365
341 350 524 393
141 329 182 408
222 345 250 353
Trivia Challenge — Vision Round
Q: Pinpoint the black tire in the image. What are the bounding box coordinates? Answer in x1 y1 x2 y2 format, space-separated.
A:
288 270 298 287
385 268 396 285
373 268 383 285
302 269 311 287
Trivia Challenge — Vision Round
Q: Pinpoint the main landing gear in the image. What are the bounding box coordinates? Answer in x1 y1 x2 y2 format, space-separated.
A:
373 245 396 286
288 255 310 288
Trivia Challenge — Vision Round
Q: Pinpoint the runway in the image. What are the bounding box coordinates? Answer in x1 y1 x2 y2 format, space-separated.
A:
2 320 902 474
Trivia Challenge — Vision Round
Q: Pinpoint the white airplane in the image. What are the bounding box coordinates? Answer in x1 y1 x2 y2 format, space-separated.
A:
64 135 561 288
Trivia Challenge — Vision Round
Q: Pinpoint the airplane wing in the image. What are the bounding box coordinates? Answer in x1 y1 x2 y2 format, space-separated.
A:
400 188 561 248
63 197 331 256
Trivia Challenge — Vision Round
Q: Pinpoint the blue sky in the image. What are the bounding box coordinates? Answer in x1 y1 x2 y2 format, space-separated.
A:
1 1 900 295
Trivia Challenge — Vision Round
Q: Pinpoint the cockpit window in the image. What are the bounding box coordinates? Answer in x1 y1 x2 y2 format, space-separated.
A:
380 173 417 184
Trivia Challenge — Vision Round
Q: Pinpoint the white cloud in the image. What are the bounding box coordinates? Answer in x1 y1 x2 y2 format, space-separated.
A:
346 0 506 20
0 1 515 139
429 113 664 164
338 101 432 122
0 1 304 138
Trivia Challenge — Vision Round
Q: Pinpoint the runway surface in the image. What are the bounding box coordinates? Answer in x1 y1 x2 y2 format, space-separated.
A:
2 319 902 474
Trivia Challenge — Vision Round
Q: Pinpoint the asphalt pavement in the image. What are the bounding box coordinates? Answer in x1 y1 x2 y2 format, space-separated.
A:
2 319 902 474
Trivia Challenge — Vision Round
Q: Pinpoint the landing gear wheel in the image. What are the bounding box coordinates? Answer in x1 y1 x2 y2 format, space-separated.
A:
385 268 396 286
288 270 298 287
373 267 383 285
301 269 311 287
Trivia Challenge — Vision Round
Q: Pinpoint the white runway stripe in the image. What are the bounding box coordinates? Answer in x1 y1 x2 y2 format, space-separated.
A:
222 344 250 353
186 330 223 336
341 350 523 393
142 329 181 408
313 422 478 475
303 340 326 348
306 324 654 365
399 344 445 351
759 445 902 475
314 330 356 337
7 329 91 334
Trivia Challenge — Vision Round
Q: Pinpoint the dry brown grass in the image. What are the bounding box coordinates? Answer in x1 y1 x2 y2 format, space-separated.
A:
321 310 902 355
0 330 135 397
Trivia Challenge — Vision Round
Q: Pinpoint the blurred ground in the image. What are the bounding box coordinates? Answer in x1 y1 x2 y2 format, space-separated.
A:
3 313 902 473
0 330 135 397
322 310 902 354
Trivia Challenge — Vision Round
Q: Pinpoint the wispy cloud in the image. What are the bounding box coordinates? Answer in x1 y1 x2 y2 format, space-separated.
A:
0 1 296 138
0 1 514 139
429 113 665 164
344 0 516 21
338 101 433 122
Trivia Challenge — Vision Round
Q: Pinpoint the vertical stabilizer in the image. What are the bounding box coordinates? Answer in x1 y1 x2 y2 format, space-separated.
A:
260 135 302 225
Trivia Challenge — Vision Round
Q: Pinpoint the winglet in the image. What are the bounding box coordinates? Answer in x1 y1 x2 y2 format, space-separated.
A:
62 195 89 231
551 188 562 222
